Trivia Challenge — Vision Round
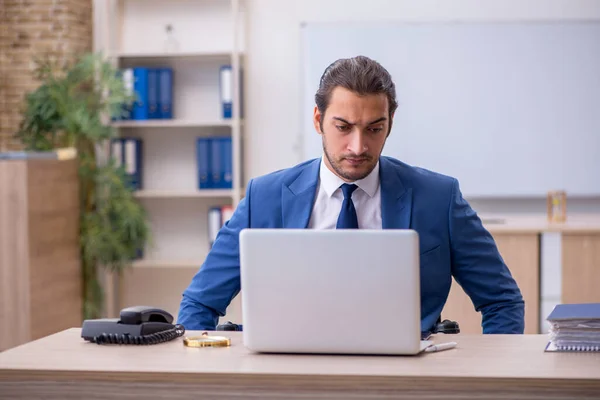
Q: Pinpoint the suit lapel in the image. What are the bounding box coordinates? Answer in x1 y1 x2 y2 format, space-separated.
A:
282 159 320 228
380 157 413 229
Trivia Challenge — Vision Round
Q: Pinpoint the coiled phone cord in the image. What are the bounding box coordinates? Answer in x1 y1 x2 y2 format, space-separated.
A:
93 324 186 345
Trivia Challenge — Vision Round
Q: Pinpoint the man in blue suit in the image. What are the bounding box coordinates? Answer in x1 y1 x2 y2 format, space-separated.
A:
178 55 524 334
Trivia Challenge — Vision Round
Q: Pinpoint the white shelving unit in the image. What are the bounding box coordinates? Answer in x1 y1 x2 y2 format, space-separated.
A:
110 120 239 128
133 189 235 199
99 0 246 323
131 259 206 269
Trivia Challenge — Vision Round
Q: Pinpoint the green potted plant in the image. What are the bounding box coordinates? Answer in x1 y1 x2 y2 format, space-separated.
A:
15 52 150 319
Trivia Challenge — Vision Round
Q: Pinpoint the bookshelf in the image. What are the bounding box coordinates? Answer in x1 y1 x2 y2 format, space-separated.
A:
111 120 240 128
131 259 206 269
98 0 246 323
133 189 235 199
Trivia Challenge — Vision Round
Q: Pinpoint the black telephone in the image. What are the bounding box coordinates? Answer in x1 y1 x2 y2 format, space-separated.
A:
81 306 185 345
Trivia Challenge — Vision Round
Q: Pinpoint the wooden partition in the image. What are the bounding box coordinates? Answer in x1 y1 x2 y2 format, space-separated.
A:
0 158 81 351
561 233 600 304
442 232 540 334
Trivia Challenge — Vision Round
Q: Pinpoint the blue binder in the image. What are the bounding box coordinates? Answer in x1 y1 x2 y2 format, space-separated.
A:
220 137 233 189
210 137 223 188
132 68 149 120
159 68 173 119
220 65 232 119
122 138 143 190
197 138 211 189
147 68 160 119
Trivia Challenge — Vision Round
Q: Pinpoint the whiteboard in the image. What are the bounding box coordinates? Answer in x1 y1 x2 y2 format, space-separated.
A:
301 21 600 197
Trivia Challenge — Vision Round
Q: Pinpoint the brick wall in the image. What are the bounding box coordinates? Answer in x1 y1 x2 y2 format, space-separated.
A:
0 0 92 151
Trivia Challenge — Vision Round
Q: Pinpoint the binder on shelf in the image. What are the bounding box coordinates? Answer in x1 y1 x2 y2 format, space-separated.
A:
113 68 134 121
545 303 600 352
208 207 222 248
196 136 234 189
147 68 160 119
159 67 173 119
123 138 143 190
220 65 232 119
220 137 233 189
132 67 149 120
197 138 211 189
207 205 235 248
210 137 223 188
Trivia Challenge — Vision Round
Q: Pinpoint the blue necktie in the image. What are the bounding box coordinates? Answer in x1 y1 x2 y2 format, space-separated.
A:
336 183 359 229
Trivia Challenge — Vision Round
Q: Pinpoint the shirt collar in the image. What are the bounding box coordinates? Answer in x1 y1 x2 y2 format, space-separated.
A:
319 155 380 198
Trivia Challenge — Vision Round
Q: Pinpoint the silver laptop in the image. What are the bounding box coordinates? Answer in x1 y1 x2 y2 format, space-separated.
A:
239 229 431 355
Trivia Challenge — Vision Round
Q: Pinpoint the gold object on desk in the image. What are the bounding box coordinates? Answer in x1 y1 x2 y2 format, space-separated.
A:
183 332 231 348
547 190 567 222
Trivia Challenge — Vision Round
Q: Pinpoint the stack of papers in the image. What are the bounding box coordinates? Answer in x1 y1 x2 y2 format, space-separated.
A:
546 303 600 352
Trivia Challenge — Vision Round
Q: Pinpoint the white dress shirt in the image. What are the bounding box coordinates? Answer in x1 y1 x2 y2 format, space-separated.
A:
308 157 382 229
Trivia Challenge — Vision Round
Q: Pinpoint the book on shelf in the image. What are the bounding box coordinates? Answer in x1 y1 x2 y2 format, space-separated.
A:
196 137 233 190
110 137 143 191
545 303 600 352
114 67 174 121
208 205 234 248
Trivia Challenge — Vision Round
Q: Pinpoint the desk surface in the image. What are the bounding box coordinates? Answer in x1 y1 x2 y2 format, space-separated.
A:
1 329 599 399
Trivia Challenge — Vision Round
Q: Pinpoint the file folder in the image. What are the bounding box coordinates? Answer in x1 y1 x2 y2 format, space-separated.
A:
220 65 232 119
196 138 211 189
208 207 222 248
113 68 134 120
132 68 149 120
210 137 223 188
147 68 160 119
123 138 143 190
220 137 233 189
159 68 173 119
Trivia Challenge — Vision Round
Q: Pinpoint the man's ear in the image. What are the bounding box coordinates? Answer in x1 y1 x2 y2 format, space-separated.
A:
313 106 323 134
387 112 395 137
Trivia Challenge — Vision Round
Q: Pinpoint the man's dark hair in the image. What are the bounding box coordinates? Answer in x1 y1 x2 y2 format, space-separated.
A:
315 55 398 134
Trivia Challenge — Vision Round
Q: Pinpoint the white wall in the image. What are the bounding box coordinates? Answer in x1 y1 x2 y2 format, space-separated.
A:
244 0 600 214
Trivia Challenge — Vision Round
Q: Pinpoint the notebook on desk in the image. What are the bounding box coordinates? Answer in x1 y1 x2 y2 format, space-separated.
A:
545 303 600 352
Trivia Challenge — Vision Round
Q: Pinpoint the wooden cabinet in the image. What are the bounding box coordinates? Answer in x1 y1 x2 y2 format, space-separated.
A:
0 158 81 351
561 233 600 304
442 233 540 334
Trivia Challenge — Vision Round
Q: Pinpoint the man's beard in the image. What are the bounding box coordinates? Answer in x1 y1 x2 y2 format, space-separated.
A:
322 140 377 182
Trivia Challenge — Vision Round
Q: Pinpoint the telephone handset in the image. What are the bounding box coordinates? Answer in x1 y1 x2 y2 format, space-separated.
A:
81 306 185 345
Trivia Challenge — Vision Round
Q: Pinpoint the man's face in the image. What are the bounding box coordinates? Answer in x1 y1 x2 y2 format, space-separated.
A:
313 87 391 182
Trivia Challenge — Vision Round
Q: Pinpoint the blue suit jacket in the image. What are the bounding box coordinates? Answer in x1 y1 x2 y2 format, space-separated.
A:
178 156 525 334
